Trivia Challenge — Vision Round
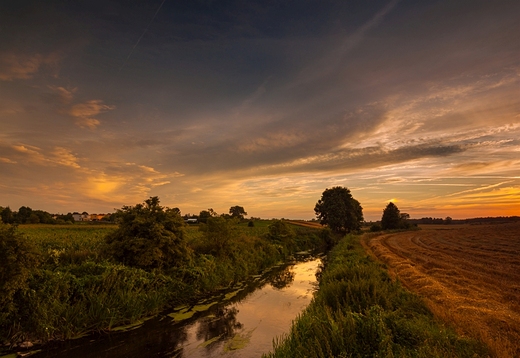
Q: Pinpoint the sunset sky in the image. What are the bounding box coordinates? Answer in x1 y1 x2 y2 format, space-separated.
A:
1 0 519 221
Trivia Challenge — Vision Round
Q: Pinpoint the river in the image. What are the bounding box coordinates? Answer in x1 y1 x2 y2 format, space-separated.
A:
25 253 323 358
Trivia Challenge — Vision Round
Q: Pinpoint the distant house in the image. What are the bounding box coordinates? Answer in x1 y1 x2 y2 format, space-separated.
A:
72 212 90 221
185 218 198 224
90 213 106 221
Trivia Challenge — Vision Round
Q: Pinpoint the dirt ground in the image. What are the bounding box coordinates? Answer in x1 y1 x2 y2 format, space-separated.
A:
364 222 520 358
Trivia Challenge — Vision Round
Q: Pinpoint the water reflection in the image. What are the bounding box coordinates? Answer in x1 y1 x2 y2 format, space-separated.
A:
267 268 295 290
27 256 322 358
195 307 242 353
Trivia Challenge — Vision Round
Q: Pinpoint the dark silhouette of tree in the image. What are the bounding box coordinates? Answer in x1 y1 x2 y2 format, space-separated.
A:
105 196 191 270
229 206 247 220
381 202 402 230
314 187 363 234
0 206 15 224
199 208 217 223
16 206 33 224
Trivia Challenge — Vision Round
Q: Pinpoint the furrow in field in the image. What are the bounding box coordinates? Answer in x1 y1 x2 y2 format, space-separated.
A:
364 222 520 358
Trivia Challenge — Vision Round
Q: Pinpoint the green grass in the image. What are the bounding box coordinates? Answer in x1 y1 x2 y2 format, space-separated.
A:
3 221 329 344
265 234 490 358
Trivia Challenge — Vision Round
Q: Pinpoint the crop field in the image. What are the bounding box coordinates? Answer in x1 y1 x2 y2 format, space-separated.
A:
364 222 520 357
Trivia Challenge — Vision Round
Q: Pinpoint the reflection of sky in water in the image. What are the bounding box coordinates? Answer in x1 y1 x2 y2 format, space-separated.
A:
180 258 321 357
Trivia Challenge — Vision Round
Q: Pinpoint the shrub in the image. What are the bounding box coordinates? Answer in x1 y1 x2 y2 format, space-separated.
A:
266 220 296 252
370 224 382 232
0 223 40 331
104 197 191 270
198 216 239 256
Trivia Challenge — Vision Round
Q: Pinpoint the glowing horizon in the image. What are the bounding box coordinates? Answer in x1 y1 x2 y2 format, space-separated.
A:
1 1 519 221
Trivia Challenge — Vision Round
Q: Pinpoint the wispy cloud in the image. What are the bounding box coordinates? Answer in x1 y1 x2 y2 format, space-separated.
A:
0 52 60 81
69 100 115 129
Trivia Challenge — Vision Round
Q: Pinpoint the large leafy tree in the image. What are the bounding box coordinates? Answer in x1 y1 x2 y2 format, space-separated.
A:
314 187 363 234
105 196 191 270
381 202 401 230
229 206 247 220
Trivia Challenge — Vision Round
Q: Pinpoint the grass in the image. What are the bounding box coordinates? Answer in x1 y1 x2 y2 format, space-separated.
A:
3 220 329 345
265 234 490 357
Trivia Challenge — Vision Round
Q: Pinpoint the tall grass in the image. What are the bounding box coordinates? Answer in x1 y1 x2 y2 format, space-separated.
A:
265 234 490 357
3 221 329 344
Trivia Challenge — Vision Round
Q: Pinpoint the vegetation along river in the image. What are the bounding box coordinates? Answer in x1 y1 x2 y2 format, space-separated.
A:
26 253 323 358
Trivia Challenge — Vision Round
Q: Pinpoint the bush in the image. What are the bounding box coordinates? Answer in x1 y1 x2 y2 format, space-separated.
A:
0 223 40 332
198 216 239 256
370 224 382 232
105 197 191 270
266 220 296 253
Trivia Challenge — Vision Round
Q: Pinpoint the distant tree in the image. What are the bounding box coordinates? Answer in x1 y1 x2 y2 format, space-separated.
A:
229 206 247 220
16 206 33 224
381 202 402 230
0 206 15 224
199 208 217 224
28 213 40 224
314 187 364 234
104 196 191 270
33 210 55 224
445 216 453 225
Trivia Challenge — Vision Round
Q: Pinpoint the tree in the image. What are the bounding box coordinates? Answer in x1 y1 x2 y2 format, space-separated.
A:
16 206 33 224
314 187 364 234
229 206 247 220
0 206 15 224
104 196 191 270
199 208 217 224
381 202 401 230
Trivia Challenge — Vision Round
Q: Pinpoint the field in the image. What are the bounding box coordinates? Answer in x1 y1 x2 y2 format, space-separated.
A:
364 222 520 357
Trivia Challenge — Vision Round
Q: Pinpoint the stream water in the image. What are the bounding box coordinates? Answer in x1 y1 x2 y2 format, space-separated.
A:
25 253 323 358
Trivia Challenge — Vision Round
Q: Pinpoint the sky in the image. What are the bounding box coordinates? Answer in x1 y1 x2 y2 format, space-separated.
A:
1 0 519 221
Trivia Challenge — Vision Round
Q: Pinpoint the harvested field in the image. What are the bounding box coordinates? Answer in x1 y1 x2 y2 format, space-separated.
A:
364 222 520 358
287 220 324 229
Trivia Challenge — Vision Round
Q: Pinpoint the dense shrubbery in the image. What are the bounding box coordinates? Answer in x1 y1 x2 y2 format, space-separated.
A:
0 223 40 334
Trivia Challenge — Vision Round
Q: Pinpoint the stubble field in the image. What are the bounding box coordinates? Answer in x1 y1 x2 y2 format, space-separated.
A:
364 222 520 358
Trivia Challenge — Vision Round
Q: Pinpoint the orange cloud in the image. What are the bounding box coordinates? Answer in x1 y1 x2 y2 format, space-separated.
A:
0 52 60 81
69 100 115 129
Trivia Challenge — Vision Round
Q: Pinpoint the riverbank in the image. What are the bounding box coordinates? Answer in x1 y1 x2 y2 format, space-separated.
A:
1 220 331 354
265 233 490 357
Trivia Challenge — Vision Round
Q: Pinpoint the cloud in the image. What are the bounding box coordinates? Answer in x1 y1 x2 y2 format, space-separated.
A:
48 86 76 104
0 157 16 164
75 118 101 130
9 144 81 169
0 52 60 81
69 100 115 129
